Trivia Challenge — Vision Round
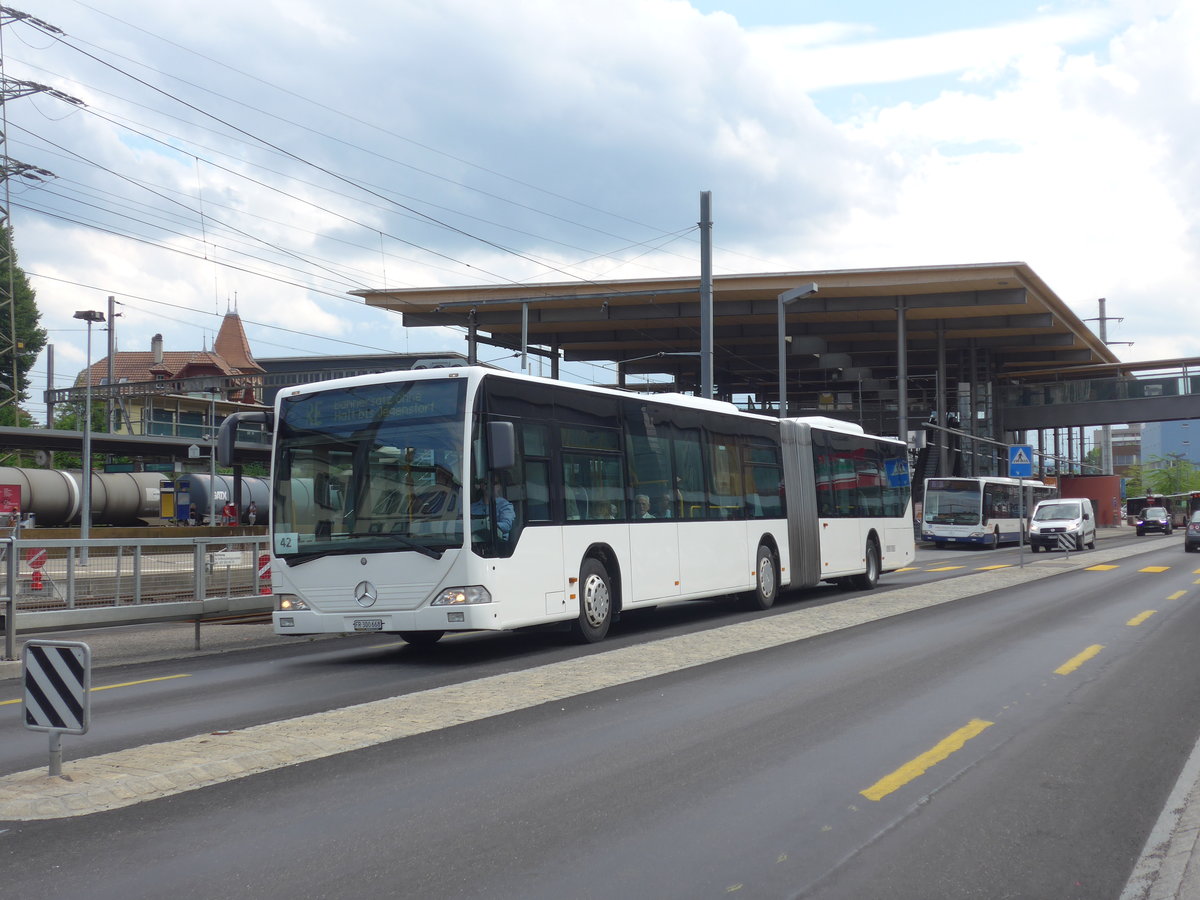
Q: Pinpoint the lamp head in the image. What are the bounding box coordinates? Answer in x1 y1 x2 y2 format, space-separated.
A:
73 310 106 324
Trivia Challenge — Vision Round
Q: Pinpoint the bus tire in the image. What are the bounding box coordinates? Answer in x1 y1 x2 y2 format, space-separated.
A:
988 530 1000 550
572 558 613 643
745 543 778 611
399 631 444 647
851 540 880 590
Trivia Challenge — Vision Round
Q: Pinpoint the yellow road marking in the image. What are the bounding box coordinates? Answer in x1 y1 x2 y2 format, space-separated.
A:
978 565 1011 570
860 718 994 802
1055 644 1104 675
0 673 190 706
1140 566 1170 573
1086 564 1119 571
928 566 966 572
1127 611 1156 626
1167 591 1187 601
895 567 919 572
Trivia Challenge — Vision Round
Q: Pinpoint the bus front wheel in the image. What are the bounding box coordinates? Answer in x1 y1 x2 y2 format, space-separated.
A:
744 544 778 611
850 540 881 590
572 558 613 643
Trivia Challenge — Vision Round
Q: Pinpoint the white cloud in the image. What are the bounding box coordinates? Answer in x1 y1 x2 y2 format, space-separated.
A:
11 0 1200 416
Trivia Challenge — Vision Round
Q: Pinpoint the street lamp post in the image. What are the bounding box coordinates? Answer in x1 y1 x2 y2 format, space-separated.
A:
777 283 819 418
73 309 106 564
208 387 220 526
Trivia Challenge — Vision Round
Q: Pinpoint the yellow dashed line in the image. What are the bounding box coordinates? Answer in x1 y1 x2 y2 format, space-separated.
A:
895 567 919 572
928 566 966 572
1055 644 1104 675
977 565 1011 570
1140 566 1171 573
1127 610 1157 626
0 673 191 706
1167 591 1187 601
860 718 994 802
1086 564 1119 571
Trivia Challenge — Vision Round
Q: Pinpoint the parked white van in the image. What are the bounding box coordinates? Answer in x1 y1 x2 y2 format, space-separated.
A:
1028 497 1096 552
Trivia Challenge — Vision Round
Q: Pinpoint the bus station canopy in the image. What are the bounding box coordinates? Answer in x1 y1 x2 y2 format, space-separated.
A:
355 262 1119 404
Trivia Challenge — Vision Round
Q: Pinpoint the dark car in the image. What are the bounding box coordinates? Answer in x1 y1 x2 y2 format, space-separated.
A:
1136 506 1173 536
1186 511 1200 552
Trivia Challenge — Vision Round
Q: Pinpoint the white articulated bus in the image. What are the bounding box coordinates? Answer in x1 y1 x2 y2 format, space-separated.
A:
922 475 1056 549
222 367 914 645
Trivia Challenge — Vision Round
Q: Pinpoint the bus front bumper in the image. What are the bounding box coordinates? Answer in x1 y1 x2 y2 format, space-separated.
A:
272 606 499 636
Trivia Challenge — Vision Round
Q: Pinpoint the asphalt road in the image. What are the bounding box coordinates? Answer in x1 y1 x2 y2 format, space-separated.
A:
1 531 1196 899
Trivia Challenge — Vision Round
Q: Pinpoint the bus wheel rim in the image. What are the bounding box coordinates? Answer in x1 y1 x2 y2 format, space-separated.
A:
759 554 775 598
584 575 610 627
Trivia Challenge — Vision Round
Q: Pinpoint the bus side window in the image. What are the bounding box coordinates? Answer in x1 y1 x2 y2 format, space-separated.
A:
707 437 743 520
672 431 706 519
524 460 551 521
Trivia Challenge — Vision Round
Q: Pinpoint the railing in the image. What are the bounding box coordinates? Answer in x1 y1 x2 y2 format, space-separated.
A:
2 535 274 646
1002 373 1200 409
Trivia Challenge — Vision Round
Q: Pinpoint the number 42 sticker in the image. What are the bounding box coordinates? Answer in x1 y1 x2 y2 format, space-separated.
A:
274 532 299 555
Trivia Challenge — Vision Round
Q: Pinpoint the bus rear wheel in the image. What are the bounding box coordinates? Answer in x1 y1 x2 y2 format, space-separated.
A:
744 544 778 611
398 631 444 647
572 558 613 643
850 540 880 590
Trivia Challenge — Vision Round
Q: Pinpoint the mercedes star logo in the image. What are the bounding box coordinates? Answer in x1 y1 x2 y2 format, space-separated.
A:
353 580 378 608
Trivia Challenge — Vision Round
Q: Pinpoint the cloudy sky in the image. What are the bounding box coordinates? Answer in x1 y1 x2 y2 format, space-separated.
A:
6 0 1197 419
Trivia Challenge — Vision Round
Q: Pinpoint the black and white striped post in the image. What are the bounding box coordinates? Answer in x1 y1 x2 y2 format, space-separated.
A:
1057 532 1075 556
22 640 92 776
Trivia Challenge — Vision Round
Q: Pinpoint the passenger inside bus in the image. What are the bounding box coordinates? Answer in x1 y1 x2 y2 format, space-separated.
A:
635 494 654 518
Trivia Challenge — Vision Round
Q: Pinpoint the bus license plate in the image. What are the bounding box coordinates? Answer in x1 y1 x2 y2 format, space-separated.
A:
353 618 384 632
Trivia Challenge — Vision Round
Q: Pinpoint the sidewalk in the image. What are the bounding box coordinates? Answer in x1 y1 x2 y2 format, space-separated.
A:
0 617 288 681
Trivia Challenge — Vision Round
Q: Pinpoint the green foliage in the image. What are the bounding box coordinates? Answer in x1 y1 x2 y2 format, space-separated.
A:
0 226 48 423
1122 464 1144 499
1144 454 1200 494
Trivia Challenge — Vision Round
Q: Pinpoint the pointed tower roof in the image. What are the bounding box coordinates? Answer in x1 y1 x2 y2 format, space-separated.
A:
213 311 264 374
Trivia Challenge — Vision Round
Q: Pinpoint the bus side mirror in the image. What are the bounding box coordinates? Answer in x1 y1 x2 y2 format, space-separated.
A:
217 411 273 467
488 421 516 470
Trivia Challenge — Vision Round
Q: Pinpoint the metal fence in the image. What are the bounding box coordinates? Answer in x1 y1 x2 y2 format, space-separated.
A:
2 534 274 646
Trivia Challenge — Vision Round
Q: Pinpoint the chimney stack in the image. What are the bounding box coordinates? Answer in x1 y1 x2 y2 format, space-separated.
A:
152 333 163 365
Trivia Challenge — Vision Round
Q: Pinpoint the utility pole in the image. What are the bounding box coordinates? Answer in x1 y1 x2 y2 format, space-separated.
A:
699 191 713 400
0 8 81 421
1085 297 1125 476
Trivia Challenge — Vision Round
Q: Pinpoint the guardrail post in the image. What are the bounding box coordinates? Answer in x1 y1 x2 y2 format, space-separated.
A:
194 542 206 603
194 541 206 651
66 548 76 609
133 545 142 605
115 545 124 604
4 535 16 660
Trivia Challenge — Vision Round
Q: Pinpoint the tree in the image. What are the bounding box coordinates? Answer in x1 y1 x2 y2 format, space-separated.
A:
1122 464 1144 499
0 225 48 426
1144 453 1200 494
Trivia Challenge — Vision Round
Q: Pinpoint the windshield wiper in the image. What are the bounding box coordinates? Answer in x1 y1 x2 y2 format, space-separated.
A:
350 532 444 559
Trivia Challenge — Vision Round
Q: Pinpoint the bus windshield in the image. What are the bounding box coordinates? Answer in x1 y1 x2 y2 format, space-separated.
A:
272 378 467 563
923 479 982 525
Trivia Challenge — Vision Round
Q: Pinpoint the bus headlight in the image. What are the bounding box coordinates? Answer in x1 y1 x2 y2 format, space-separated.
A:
277 594 309 611
431 586 493 606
